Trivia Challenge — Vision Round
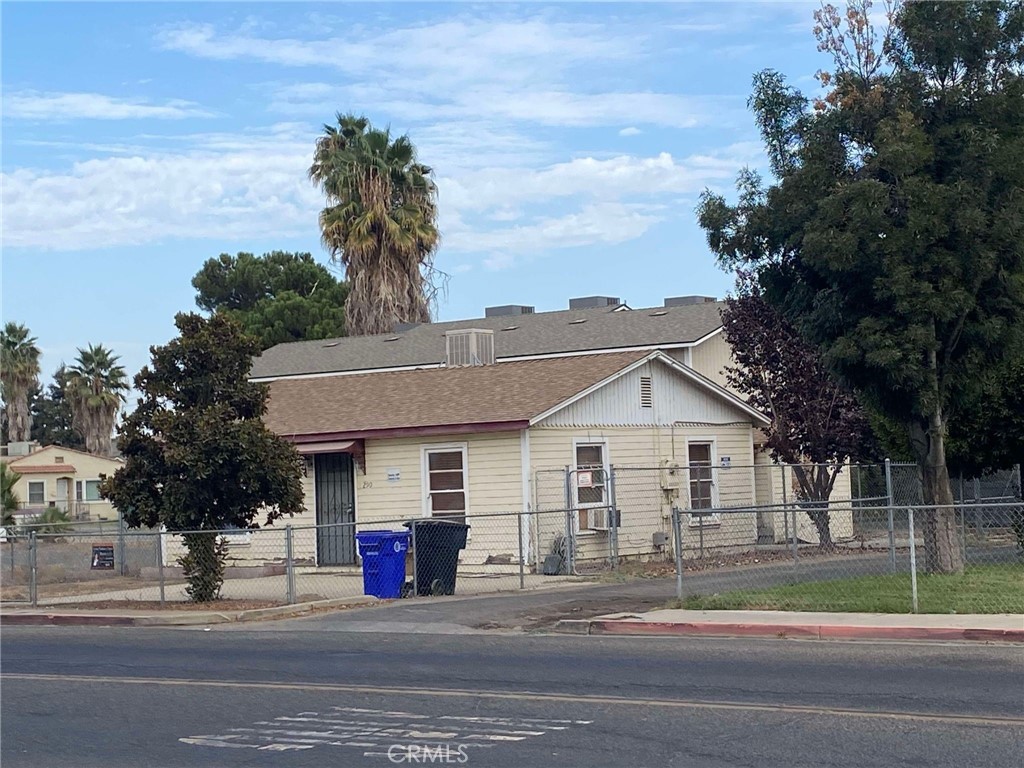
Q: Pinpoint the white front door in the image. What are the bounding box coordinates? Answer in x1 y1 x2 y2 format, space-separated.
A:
56 478 70 509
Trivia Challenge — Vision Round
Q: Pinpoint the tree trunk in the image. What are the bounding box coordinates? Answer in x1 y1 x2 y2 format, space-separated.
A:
908 413 964 574
806 502 835 550
7 391 31 442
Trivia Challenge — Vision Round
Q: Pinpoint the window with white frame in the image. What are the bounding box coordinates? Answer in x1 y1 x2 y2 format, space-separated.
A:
27 481 45 505
574 442 607 531
424 446 468 522
687 442 718 523
76 480 102 502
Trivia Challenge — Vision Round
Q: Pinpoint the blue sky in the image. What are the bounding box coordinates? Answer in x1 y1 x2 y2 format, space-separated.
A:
2 1 826 384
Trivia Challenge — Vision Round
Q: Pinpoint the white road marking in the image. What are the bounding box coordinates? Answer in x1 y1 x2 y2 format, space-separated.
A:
181 703 587 755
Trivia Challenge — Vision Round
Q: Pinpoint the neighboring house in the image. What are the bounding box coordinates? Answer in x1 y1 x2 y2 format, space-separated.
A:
4 444 122 521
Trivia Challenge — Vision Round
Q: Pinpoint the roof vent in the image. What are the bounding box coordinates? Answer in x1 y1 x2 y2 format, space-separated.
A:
445 329 495 367
485 305 535 318
569 296 621 310
663 295 716 307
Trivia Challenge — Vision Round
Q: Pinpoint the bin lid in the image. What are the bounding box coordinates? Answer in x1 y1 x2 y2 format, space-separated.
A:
355 529 411 542
403 519 470 530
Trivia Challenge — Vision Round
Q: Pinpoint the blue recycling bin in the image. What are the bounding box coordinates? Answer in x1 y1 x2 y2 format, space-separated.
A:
355 530 410 599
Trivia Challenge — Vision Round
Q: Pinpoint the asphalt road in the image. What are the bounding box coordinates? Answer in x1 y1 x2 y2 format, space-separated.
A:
3 626 1023 768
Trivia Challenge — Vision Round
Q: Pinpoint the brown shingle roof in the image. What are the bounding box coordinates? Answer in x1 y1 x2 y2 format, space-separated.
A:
265 352 649 439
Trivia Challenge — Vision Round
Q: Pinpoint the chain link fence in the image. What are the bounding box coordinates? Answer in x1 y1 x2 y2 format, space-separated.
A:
670 501 1023 614
2 461 1019 613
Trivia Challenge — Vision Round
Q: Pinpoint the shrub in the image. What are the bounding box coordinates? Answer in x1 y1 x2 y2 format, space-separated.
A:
178 532 229 602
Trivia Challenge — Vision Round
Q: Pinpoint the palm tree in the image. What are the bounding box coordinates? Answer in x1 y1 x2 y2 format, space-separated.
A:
309 114 441 336
0 322 42 443
65 344 129 457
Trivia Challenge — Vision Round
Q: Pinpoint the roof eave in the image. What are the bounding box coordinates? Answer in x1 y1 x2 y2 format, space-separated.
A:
282 420 532 444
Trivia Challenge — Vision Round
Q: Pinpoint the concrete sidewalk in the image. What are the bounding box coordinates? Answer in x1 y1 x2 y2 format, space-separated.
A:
0 596 378 627
557 609 1024 642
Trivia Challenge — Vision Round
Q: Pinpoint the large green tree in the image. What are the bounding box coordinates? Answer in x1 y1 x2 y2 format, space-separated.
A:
697 1 1024 573
101 313 304 601
66 344 130 457
192 251 349 350
309 114 441 336
31 366 86 450
0 322 41 443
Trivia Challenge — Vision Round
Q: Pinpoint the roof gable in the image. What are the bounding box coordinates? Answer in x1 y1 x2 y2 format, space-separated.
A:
532 352 769 427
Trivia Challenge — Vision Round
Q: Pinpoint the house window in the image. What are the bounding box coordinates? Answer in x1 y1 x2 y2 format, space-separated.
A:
687 442 718 523
27 481 45 505
574 442 607 531
76 480 102 502
640 376 653 408
424 446 468 522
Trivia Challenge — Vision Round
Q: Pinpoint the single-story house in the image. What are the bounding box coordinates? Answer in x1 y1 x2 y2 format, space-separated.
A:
260 340 775 569
4 445 122 521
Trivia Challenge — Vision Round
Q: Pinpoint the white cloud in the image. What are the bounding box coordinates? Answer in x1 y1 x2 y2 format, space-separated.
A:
3 91 214 121
619 127 642 136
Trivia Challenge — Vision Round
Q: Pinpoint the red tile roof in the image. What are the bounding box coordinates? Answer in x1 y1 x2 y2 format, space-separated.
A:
9 465 77 474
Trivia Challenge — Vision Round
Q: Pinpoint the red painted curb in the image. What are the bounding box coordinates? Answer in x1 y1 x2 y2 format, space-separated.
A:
2 614 138 627
587 620 1024 643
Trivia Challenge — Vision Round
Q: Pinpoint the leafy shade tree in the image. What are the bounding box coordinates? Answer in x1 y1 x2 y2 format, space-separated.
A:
66 345 129 457
31 366 86 450
722 276 875 549
101 313 304 602
1 464 20 527
0 323 41 443
309 114 441 336
947 353 1024 479
697 1 1024 573
192 251 349 350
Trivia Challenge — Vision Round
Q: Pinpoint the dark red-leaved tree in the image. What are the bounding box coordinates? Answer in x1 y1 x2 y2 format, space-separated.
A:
723 275 875 549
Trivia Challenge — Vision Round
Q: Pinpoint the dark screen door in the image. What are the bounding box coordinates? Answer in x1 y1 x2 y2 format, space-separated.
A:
314 453 356 565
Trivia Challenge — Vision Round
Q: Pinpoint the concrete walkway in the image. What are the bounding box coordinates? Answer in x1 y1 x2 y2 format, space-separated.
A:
558 608 1024 642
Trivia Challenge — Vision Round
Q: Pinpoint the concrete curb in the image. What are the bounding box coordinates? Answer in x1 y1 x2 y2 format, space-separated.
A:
555 619 1024 643
0 596 379 628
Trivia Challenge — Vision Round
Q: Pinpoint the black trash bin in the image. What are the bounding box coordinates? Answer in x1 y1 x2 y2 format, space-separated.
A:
404 519 470 596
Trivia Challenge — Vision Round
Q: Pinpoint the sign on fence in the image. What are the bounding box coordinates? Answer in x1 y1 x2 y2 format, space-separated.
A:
91 543 115 570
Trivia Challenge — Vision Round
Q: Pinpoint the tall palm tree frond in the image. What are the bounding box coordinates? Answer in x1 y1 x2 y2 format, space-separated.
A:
66 343 129 457
0 322 42 443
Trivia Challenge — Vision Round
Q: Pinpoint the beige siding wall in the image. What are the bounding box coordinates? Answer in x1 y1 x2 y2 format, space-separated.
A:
689 332 735 392
354 431 523 568
529 424 758 562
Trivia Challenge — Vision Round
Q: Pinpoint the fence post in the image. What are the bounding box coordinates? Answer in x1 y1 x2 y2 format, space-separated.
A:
607 465 618 571
884 458 896 572
908 507 919 613
285 526 296 605
672 506 684 601
117 515 127 577
157 532 165 606
410 519 418 598
563 466 575 576
780 464 789 545
517 513 525 590
790 505 800 564
29 531 37 607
